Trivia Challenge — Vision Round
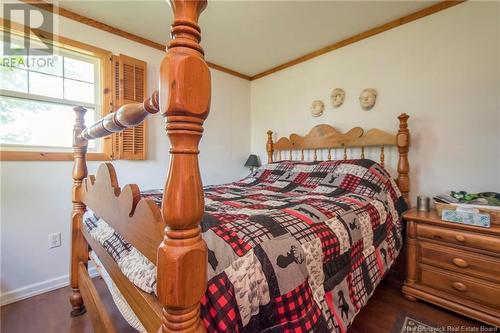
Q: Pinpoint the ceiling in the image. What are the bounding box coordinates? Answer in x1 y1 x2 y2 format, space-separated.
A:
58 0 439 77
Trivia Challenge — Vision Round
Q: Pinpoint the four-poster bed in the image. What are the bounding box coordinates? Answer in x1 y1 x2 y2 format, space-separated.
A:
69 1 411 332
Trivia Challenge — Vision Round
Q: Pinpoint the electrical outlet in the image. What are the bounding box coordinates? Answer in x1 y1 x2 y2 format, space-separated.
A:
48 232 61 249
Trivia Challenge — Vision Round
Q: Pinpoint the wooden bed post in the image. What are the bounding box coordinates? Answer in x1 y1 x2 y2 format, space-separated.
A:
156 0 210 332
266 130 274 163
396 113 410 207
70 106 89 317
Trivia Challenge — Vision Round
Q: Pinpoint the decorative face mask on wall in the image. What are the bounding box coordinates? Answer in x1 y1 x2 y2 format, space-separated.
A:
330 88 345 108
359 88 377 111
311 100 325 117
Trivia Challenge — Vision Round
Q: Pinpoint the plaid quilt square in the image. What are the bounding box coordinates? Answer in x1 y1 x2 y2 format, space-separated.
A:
273 211 316 243
202 274 242 332
310 222 340 263
272 280 324 332
339 174 362 193
212 224 252 257
233 218 274 246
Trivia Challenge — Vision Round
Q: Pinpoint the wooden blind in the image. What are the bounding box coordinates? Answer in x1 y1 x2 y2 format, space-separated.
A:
110 54 148 160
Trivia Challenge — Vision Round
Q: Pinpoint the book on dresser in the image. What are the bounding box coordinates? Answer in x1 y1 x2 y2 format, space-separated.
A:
401 208 500 327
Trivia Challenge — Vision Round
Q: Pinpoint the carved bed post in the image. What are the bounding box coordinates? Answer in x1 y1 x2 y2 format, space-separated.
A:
70 106 89 317
396 113 410 207
156 0 210 332
266 130 274 163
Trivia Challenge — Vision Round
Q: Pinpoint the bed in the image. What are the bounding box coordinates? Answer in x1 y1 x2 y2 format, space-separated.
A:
69 1 411 332
83 158 407 332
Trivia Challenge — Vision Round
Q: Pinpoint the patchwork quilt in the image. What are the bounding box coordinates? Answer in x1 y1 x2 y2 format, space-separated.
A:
83 159 407 333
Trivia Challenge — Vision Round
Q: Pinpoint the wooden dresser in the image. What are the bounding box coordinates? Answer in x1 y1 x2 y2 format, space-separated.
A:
402 209 500 327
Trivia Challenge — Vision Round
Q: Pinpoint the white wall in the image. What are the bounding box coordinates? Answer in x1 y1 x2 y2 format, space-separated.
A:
2 0 499 306
250 2 500 203
0 8 250 304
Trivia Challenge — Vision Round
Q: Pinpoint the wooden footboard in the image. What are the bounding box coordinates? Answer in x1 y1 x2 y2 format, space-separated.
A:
82 226 162 332
77 262 117 333
78 163 164 264
70 1 210 332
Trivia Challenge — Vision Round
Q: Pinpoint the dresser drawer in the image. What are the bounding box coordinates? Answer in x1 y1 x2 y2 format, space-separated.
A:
419 241 500 283
419 265 500 309
416 224 500 253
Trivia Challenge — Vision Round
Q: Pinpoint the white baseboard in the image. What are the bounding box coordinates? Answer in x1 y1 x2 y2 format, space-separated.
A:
0 267 98 307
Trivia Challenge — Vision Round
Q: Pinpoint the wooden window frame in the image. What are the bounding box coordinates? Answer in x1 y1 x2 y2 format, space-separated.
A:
0 19 113 161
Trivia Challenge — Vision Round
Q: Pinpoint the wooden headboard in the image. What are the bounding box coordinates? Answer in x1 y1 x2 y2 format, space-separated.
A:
266 113 410 205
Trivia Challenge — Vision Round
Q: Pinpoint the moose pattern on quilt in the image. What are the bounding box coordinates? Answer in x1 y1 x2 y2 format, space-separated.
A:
83 159 407 333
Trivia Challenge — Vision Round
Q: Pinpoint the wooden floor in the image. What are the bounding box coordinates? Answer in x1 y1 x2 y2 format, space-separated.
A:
350 281 484 333
1 278 135 333
1 278 484 333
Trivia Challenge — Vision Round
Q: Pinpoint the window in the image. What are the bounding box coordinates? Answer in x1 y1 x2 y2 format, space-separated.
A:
1 34 99 150
0 23 112 161
0 21 148 161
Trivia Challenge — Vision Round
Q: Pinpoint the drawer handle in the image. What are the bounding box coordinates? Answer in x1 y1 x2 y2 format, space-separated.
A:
452 258 469 268
455 234 466 242
451 281 467 292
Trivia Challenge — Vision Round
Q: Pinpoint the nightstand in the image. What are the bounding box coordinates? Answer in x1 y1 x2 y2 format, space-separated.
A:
402 209 500 327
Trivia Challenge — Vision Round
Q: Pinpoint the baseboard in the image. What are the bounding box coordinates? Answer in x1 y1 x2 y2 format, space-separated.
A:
0 267 98 307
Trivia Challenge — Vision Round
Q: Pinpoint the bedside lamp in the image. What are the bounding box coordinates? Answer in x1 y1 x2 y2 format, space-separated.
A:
244 154 260 173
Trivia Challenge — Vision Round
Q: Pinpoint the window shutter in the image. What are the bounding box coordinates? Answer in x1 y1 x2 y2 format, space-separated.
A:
111 54 147 160
111 55 121 159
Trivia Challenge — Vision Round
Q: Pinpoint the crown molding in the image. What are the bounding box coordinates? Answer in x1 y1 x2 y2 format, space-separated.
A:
18 0 252 81
250 1 465 80
16 0 465 82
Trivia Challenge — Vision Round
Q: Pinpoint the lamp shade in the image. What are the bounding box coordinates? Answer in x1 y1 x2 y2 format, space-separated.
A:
244 154 260 168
